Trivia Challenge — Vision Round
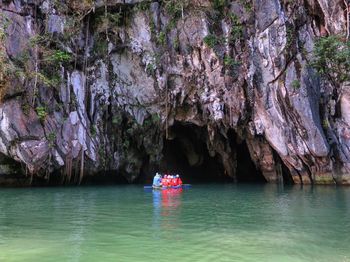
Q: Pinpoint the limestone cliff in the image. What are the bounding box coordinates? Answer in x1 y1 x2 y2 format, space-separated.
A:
0 0 349 185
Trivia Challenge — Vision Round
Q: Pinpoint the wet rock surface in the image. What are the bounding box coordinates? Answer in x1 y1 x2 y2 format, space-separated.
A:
0 0 349 185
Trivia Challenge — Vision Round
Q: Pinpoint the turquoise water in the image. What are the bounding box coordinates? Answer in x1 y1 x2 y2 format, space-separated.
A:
0 184 349 262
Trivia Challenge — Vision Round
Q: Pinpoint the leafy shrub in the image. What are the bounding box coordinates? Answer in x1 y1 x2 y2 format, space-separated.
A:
229 14 243 42
311 35 350 84
146 63 156 75
47 132 56 148
135 1 151 11
204 34 219 48
163 0 188 19
212 0 227 13
224 56 241 76
29 34 72 87
224 56 235 66
157 31 166 46
45 51 71 63
90 125 97 137
92 37 108 56
36 106 47 121
0 14 13 100
112 115 122 125
291 80 301 89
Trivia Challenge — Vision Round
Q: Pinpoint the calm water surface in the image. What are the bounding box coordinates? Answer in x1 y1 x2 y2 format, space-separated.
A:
0 184 349 262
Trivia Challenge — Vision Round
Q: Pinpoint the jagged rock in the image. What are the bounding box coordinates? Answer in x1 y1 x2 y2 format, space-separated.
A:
0 0 350 185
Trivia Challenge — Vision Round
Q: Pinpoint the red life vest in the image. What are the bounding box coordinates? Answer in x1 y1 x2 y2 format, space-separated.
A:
162 178 168 187
171 178 177 186
177 178 183 185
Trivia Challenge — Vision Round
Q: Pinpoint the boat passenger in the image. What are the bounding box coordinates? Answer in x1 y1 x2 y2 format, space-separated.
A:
152 173 162 187
166 175 172 187
176 174 183 186
162 175 169 187
171 175 178 186
157 174 162 186
167 175 172 187
168 175 173 186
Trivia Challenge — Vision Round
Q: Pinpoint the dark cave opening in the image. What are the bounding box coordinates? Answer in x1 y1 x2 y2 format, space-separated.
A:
272 151 294 185
227 130 266 183
159 123 266 184
235 142 266 183
161 123 228 183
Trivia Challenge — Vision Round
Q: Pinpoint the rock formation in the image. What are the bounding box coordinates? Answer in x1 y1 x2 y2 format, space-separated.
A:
0 0 349 185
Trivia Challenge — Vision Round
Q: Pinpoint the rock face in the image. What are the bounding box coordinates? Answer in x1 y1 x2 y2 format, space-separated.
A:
0 0 349 185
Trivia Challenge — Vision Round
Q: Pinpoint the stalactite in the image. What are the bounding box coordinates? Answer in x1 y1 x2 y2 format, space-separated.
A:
46 153 52 182
65 146 73 184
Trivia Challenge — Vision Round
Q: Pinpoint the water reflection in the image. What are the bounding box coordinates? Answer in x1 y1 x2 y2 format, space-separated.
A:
152 190 161 233
161 188 183 209
152 188 183 232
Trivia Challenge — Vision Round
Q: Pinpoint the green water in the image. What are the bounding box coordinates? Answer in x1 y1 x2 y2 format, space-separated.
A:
0 184 349 262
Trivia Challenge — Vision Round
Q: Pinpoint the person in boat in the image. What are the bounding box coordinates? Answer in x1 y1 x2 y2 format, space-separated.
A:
152 173 162 188
175 174 183 186
169 175 174 185
168 175 173 186
161 175 169 187
167 175 172 187
171 175 178 187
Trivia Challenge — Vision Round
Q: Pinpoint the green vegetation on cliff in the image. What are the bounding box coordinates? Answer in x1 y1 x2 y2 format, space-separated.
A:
312 36 350 85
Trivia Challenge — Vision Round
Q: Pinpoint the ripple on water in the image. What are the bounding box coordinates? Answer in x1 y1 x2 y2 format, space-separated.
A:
0 184 349 262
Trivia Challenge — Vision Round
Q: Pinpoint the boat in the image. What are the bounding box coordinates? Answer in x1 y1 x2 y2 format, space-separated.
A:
143 184 192 190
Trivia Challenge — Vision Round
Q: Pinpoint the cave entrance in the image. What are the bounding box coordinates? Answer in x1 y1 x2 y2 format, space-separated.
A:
160 123 266 184
235 143 266 183
161 123 228 183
